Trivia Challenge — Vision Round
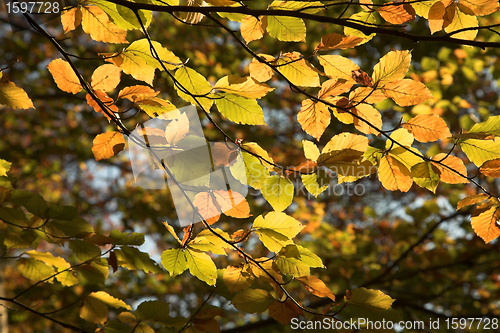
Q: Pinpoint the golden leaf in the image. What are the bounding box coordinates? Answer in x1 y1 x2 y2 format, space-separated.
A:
378 155 413 192
91 64 121 92
297 99 330 140
91 131 125 161
81 6 128 44
471 205 500 243
383 79 433 106
402 114 451 142
377 2 416 24
47 59 82 94
317 55 359 82
372 50 411 87
431 153 468 184
241 16 267 43
315 33 364 51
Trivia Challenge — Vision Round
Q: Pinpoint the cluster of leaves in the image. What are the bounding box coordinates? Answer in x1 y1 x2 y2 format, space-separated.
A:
2 0 500 332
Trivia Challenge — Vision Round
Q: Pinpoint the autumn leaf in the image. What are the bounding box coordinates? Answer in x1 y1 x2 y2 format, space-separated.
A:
118 85 159 101
315 33 364 51
303 140 320 162
47 59 82 94
402 114 451 142
378 155 413 192
81 6 128 44
318 79 353 99
261 176 294 212
86 90 118 120
444 4 478 41
460 138 500 167
61 7 82 33
298 276 336 301
372 50 411 87
215 75 274 99
317 55 359 82
471 205 500 243
457 193 490 210
185 248 217 286
91 131 125 161
213 190 251 219
241 16 267 43
266 16 306 42
268 300 302 325
0 81 34 109
223 265 255 293
297 99 330 141
383 79 434 106
192 192 221 225
352 104 382 135
175 67 214 112
91 64 121 92
161 248 188 277
277 52 320 87
249 54 275 83
458 0 499 16
215 94 266 125
480 159 500 177
231 289 274 313
377 2 416 24
431 153 468 184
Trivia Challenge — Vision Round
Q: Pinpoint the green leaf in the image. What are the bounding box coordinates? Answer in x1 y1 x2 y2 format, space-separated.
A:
50 217 94 237
253 212 303 239
55 270 79 287
411 162 440 193
90 0 153 30
0 159 11 177
0 207 29 225
261 175 294 211
17 258 54 281
215 94 266 125
347 287 395 311
4 230 37 249
124 39 181 71
460 138 500 167
231 289 274 313
185 248 217 286
266 16 306 42
174 67 213 112
161 248 188 277
47 205 78 220
135 300 170 321
110 230 145 245
231 152 269 190
69 240 101 261
75 261 108 285
274 244 323 277
9 190 49 218
26 250 70 269
114 246 161 273
468 115 500 136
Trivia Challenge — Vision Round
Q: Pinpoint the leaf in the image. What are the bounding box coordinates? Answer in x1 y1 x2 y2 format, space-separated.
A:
460 138 500 167
135 300 170 321
185 249 217 286
175 67 213 111
480 159 500 177
387 128 414 149
468 115 500 136
0 81 34 109
444 5 478 41
318 79 354 99
458 0 499 16
223 265 255 293
303 140 320 162
317 55 359 82
275 245 321 277
372 50 412 88
47 59 82 94
92 131 125 161
322 132 369 154
236 152 269 189
377 2 416 24
118 85 159 101
378 155 413 192
165 112 189 145
267 300 301 325
91 64 121 92
213 190 251 218
26 250 70 269
352 104 382 135
241 16 267 43
402 114 450 142
261 175 294 212
349 87 386 104
61 7 82 33
249 54 275 82
0 159 12 177
230 289 274 313
346 287 395 311
253 211 304 239
161 248 188 277
215 94 266 125
266 16 305 42
81 6 128 44
430 153 468 184
297 276 336 301
80 291 130 324
69 239 101 261
471 205 500 243
301 169 330 198
215 75 274 99
457 193 489 210
86 90 118 120
90 0 153 30
277 52 320 87
136 97 177 117
297 99 330 141
192 192 220 225
17 258 54 281
114 246 161 273
383 79 434 107
315 33 364 51
344 11 377 42
411 162 440 193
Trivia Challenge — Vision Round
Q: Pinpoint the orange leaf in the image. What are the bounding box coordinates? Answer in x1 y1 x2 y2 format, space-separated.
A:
378 155 413 192
402 114 451 142
81 6 128 44
349 87 387 104
480 159 500 177
458 0 499 16
457 193 490 210
193 192 220 225
298 276 336 301
377 2 416 24
431 153 468 184
352 104 382 135
91 64 122 92
241 16 267 43
383 79 434 107
213 190 251 218
297 99 330 141
118 85 159 102
61 7 82 34
471 205 500 243
318 79 353 99
315 33 364 51
249 54 275 82
47 59 82 94
86 91 118 120
92 131 125 161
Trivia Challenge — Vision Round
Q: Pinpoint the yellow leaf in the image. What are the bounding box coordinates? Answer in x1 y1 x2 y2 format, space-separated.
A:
383 79 434 106
91 131 125 161
261 176 294 212
428 0 455 34
303 140 320 162
347 287 395 310
81 6 128 44
344 11 377 43
349 87 386 104
411 162 440 193
377 2 416 24
165 112 189 145
47 59 82 94
322 132 368 154
378 155 413 192
91 64 121 92
253 211 303 239
317 55 359 82
480 159 500 177
80 291 130 324
372 50 412 88
460 138 500 167
457 193 490 210
223 265 255 293
241 142 274 170
444 4 478 41
297 99 330 140
431 153 468 184
175 67 213 112
161 248 188 277
458 0 499 16
471 206 500 243
297 276 336 301
277 52 320 87
192 192 220 225
402 114 451 142
215 75 274 99
387 128 414 150
249 54 275 82
118 85 159 101
61 7 82 33
413 0 439 18
318 79 353 99
185 248 217 286
266 16 305 42
0 81 34 109
215 93 266 125
26 250 70 269
352 104 382 135
241 16 267 43
136 97 177 117
315 33 364 51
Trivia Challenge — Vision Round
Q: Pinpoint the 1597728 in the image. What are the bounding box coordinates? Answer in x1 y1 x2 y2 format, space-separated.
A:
5 1 60 14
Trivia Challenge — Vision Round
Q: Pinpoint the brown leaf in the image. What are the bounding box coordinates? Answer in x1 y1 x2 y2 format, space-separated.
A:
351 69 373 86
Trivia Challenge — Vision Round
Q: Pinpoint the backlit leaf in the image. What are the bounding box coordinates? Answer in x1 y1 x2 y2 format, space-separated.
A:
81 6 128 44
411 162 440 193
378 155 413 192
47 59 82 94
266 16 305 42
471 205 500 243
175 67 213 111
344 11 377 43
185 248 217 286
215 94 266 125
383 79 433 107
431 153 468 184
17 258 54 281
352 104 382 135
377 2 416 24
480 159 500 177
468 115 500 136
223 265 255 293
253 211 304 239
241 16 267 43
346 287 395 311
402 114 450 142
315 33 364 51
261 176 294 212
277 52 320 87
91 64 121 92
297 99 330 141
193 192 221 225
303 140 320 162
213 190 251 219
92 131 125 161
161 248 188 277
268 300 301 325
458 0 499 16
372 50 411 87
249 54 275 82
317 55 359 82
444 5 478 41
61 7 82 33
86 90 118 120
460 138 500 167
457 193 489 210
215 75 274 99
297 276 336 301
231 289 274 313
118 85 159 101
0 81 34 109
